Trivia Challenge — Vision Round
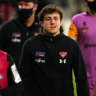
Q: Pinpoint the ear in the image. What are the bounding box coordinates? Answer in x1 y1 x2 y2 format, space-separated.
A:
33 4 38 11
40 21 43 26
60 20 63 26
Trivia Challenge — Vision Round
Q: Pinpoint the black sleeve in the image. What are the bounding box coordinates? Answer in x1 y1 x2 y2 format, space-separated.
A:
19 40 33 96
72 43 90 96
0 54 24 96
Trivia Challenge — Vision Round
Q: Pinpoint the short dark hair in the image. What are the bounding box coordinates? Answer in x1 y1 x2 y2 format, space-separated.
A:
38 4 64 22
38 4 64 33
17 0 37 4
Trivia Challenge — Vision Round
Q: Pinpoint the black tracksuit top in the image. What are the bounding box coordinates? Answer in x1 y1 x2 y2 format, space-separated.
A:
20 33 89 96
0 17 40 68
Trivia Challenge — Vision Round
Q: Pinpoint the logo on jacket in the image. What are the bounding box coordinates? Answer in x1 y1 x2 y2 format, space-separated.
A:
59 52 67 58
35 58 45 63
0 74 4 80
35 51 45 57
11 32 21 43
12 33 21 38
59 59 66 64
81 27 88 33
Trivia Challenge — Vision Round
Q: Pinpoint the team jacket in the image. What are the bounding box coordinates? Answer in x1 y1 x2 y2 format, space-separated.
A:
0 50 8 89
0 50 22 96
20 33 90 96
67 12 96 81
0 16 40 68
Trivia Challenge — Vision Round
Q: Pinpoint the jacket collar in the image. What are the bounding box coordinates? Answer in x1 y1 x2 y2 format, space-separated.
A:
39 32 64 42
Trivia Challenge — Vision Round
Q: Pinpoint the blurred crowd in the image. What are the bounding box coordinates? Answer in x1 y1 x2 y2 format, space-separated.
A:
0 0 87 26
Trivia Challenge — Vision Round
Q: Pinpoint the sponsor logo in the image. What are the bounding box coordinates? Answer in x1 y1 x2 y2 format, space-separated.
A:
12 33 21 38
35 58 45 63
12 32 21 43
59 52 67 58
59 59 66 64
35 51 45 57
81 27 88 33
11 38 21 43
0 74 4 80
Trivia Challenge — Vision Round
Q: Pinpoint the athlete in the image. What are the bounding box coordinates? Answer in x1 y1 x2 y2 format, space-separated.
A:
0 50 22 96
67 0 96 96
19 4 89 96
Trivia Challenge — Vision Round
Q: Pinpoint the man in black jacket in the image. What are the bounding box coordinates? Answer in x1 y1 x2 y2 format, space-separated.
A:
0 50 22 96
20 4 90 96
0 0 39 68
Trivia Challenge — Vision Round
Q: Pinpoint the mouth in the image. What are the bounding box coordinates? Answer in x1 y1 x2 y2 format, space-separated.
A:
50 26 56 29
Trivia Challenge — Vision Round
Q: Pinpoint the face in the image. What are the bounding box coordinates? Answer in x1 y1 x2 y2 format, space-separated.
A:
86 0 96 12
18 1 34 9
41 12 62 36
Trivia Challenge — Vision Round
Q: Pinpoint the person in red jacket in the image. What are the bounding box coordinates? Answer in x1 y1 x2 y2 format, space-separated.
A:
0 50 23 96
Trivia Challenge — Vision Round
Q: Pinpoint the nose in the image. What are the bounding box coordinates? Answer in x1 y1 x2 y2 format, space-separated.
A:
51 19 55 24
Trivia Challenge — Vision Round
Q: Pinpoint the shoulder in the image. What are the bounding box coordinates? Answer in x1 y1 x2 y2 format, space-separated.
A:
61 34 79 48
0 50 7 55
23 34 41 49
72 12 86 19
71 12 87 23
0 19 16 32
26 34 41 43
70 12 88 26
0 50 7 59
1 19 14 27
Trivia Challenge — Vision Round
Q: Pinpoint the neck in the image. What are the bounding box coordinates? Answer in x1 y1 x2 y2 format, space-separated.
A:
43 31 60 37
88 9 96 16
25 14 35 27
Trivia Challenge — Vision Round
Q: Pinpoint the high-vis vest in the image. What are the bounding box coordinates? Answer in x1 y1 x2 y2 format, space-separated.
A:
0 50 8 89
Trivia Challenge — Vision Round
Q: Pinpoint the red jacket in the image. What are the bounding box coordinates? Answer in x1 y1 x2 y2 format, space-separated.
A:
0 50 8 89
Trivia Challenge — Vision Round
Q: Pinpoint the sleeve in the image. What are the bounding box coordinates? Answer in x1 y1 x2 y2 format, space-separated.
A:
0 24 7 50
67 16 79 40
19 40 34 96
0 54 24 96
72 43 90 96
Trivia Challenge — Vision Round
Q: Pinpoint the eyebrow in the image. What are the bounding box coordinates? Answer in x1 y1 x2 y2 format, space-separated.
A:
45 16 60 18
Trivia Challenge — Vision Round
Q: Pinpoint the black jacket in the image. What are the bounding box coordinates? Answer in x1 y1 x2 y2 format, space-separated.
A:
0 17 40 68
0 53 23 96
20 33 90 96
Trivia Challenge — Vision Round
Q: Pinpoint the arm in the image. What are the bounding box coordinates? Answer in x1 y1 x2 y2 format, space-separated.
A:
72 43 90 96
19 40 33 96
0 54 23 96
67 20 78 41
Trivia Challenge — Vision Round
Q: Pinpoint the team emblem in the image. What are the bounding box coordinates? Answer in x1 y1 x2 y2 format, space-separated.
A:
59 52 67 58
81 27 88 33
